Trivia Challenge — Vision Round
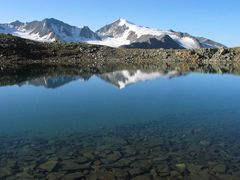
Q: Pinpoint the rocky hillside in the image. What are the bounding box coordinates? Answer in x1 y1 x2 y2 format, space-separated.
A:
0 34 239 73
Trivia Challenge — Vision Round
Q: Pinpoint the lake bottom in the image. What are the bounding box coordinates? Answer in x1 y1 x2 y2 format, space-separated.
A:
1 115 240 180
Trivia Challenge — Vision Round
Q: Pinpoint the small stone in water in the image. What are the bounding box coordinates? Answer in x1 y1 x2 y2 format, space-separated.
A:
112 168 130 179
134 174 152 180
212 164 227 174
47 172 65 180
129 167 146 177
63 172 84 180
176 163 186 172
105 151 122 163
61 160 87 171
199 140 210 146
39 160 58 172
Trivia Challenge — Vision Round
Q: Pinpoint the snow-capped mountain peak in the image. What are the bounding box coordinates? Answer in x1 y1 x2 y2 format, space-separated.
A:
93 18 226 49
118 18 129 26
97 18 164 40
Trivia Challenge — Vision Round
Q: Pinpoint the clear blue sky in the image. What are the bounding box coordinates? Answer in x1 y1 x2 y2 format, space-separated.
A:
1 0 239 47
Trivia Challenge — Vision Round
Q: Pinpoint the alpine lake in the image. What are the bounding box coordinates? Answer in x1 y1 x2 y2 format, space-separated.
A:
0 62 240 180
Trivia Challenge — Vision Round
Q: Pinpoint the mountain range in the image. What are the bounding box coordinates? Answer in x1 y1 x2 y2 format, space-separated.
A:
0 18 226 49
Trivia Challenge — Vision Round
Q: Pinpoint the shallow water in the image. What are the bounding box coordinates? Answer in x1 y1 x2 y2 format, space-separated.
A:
0 67 240 179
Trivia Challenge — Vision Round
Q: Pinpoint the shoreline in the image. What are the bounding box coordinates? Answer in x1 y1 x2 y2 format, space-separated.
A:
0 34 240 74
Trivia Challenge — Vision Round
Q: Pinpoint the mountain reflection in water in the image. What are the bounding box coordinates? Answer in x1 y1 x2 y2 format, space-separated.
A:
16 69 185 89
1 62 240 89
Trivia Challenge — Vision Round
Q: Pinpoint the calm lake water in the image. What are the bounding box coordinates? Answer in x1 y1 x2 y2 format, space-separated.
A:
0 67 240 179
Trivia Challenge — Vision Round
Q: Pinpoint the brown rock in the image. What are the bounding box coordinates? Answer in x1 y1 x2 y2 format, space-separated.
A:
61 160 91 171
112 158 133 168
39 160 58 172
112 168 129 179
83 152 95 160
86 170 115 180
47 172 65 180
212 164 227 174
170 170 180 177
103 137 128 146
133 174 152 180
104 151 122 163
76 156 89 164
154 163 170 177
129 168 146 177
9 172 33 180
63 172 84 180
176 163 186 173
131 160 152 171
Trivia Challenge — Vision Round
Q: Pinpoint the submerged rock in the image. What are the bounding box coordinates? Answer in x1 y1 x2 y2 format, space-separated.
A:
111 158 133 168
63 172 84 180
9 172 34 180
61 160 91 171
129 167 146 177
199 140 210 146
212 164 227 174
105 151 122 163
0 167 16 178
112 168 130 179
133 174 152 180
176 163 187 173
86 169 115 180
76 156 89 164
154 164 170 177
47 172 65 180
39 160 58 172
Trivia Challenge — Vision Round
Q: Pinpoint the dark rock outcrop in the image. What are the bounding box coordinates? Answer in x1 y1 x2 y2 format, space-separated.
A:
122 35 184 49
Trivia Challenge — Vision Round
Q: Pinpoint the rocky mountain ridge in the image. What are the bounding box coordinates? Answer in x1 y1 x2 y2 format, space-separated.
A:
0 18 100 42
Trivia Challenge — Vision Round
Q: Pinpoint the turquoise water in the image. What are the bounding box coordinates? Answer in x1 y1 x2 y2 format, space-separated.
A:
0 69 240 179
1 71 240 135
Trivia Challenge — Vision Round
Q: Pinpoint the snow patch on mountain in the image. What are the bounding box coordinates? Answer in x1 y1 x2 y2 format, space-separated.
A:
117 19 164 39
0 23 55 42
87 37 130 48
170 36 200 49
